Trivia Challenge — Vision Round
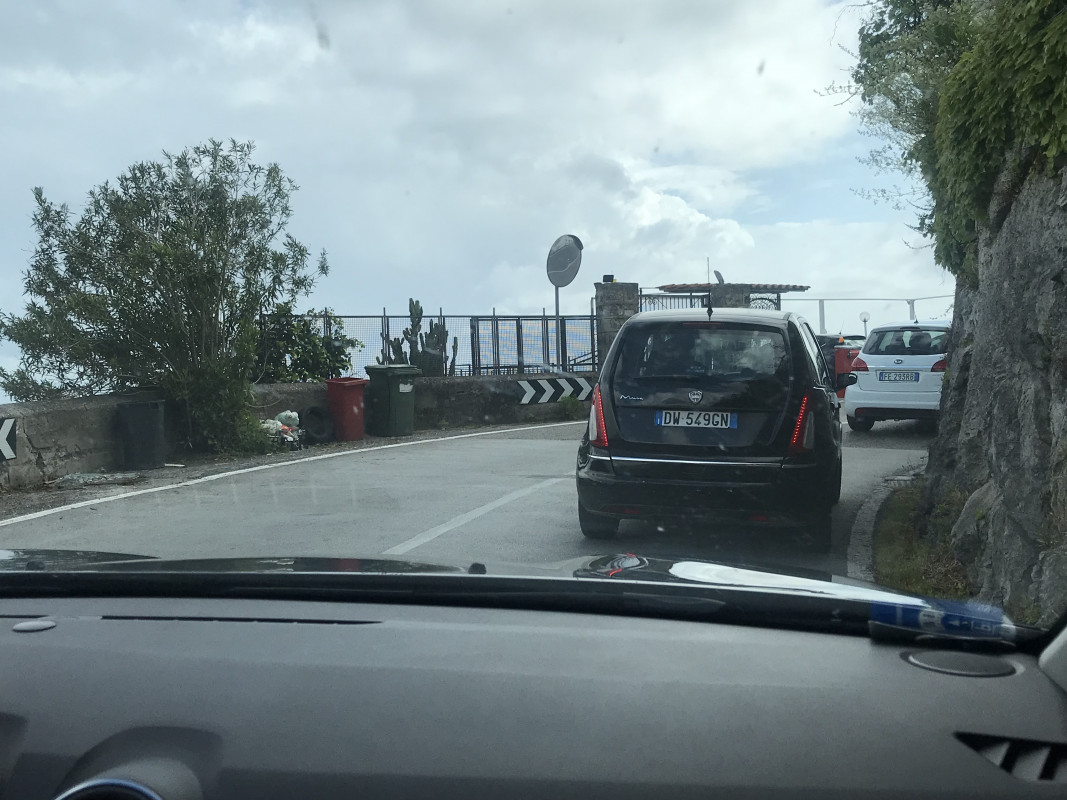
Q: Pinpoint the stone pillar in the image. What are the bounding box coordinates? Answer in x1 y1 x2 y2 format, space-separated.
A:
595 282 639 371
708 285 749 308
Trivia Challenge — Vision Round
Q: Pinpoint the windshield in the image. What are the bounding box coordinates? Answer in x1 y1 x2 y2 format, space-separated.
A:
619 324 788 381
0 0 1064 635
864 328 948 356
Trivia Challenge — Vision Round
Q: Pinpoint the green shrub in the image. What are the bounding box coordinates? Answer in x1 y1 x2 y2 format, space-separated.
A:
558 395 588 421
256 304 361 383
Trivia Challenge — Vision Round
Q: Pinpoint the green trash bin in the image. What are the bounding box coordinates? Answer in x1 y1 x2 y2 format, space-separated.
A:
364 364 422 436
116 399 166 470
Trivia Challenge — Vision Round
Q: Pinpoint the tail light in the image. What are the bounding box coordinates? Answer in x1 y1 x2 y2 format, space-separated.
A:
788 394 815 455
589 384 609 448
931 359 947 373
851 356 869 372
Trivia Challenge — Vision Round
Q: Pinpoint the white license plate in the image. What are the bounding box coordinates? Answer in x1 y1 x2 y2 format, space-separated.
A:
655 410 737 428
878 372 919 382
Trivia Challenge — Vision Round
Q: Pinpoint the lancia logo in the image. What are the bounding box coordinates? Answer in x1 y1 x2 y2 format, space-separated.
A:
894 358 903 364
688 390 702 404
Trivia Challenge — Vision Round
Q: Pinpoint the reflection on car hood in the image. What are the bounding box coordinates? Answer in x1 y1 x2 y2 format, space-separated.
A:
0 551 466 575
0 549 1015 634
572 555 1018 639
0 550 1011 640
0 548 921 603
0 548 159 571
572 554 931 605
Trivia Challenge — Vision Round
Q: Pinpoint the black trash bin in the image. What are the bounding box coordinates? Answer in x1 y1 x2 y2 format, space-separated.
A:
364 365 421 437
117 400 166 470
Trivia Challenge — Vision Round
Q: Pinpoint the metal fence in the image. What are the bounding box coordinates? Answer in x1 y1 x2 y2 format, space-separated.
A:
298 311 597 378
639 291 707 311
467 315 597 376
639 291 783 312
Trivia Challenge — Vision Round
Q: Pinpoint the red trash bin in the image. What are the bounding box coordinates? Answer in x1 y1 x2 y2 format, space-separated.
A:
325 377 369 441
834 346 862 398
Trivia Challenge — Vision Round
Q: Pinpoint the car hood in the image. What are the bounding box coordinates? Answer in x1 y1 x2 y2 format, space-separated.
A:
569 553 935 605
0 550 469 576
0 548 161 572
0 548 931 606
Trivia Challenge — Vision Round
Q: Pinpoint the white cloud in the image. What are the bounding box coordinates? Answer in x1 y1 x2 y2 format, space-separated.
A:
0 0 950 384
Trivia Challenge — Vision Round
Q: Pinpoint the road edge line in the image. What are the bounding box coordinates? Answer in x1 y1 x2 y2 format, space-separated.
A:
0 420 585 529
846 483 892 582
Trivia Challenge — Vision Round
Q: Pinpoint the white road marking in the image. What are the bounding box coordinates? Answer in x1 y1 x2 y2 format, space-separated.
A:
381 475 571 556
0 421 584 529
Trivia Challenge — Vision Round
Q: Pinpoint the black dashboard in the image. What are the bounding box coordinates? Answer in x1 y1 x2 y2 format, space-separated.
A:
1 594 1065 799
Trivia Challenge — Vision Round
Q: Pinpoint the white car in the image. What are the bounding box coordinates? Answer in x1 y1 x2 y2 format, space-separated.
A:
842 320 950 431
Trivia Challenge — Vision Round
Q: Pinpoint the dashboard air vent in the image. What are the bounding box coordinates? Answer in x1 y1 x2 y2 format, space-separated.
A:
957 733 1067 782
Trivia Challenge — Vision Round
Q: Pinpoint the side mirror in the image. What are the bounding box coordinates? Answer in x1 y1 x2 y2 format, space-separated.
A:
836 372 858 391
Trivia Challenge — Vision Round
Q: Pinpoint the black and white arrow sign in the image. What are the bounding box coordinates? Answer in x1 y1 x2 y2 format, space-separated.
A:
0 418 15 461
517 377 593 405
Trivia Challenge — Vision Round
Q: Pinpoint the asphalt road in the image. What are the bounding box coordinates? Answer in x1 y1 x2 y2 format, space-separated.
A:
0 418 933 577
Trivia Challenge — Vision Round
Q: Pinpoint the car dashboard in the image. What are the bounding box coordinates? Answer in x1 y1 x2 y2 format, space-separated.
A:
1 594 1065 799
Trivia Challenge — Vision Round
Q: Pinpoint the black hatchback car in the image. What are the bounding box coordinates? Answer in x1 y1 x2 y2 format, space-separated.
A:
576 309 853 550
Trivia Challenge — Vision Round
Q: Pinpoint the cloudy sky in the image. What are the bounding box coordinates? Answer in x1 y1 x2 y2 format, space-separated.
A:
0 0 955 385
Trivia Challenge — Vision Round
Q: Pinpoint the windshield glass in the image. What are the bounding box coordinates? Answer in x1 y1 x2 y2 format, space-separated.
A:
619 325 788 381
0 0 1064 635
864 328 948 356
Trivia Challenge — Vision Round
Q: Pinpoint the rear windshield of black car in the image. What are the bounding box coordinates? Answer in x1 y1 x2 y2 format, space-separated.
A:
864 327 948 356
616 322 790 384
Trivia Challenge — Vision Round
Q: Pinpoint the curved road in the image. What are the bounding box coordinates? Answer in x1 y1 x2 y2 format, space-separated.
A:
0 420 932 577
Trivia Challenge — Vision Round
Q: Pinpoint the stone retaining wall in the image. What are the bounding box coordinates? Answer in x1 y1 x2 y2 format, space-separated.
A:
0 376 589 490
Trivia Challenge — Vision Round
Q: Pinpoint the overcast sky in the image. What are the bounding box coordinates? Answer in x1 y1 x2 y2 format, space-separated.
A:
0 0 955 388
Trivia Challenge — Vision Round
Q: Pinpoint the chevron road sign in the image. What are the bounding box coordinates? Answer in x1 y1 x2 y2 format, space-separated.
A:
516 377 593 405
0 418 15 461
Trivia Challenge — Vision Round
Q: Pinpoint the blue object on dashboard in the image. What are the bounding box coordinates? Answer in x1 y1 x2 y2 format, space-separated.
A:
870 599 1011 639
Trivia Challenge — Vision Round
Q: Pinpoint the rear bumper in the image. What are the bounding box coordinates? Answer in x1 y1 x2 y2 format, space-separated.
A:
576 458 826 524
843 387 941 419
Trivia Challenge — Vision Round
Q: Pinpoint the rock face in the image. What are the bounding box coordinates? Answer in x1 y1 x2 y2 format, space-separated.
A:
925 163 1067 624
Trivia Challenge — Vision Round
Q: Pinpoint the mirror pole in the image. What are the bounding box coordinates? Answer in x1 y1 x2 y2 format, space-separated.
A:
555 285 561 368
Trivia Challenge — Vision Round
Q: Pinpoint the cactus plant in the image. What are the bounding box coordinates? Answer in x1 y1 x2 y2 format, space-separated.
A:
418 319 450 377
376 334 408 365
375 299 453 374
402 299 424 365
